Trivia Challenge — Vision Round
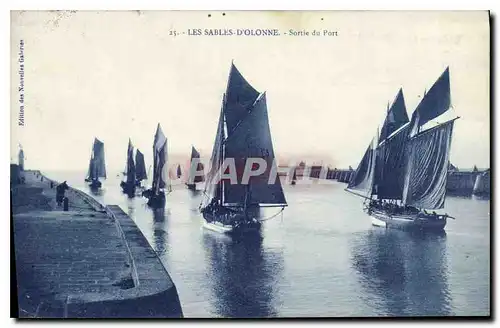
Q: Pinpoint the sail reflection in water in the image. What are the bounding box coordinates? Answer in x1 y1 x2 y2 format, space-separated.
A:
152 208 170 257
350 229 452 316
202 233 284 318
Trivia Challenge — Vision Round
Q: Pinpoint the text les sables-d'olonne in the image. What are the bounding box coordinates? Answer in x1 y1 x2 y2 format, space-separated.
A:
170 28 338 37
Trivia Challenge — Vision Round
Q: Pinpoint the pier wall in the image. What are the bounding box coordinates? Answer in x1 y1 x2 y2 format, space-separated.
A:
14 171 183 318
66 205 183 318
473 170 490 197
446 171 479 196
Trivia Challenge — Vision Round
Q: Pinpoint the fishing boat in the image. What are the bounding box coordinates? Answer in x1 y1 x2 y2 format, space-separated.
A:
346 67 458 231
120 139 136 195
200 63 287 235
84 138 106 189
135 149 147 187
177 164 182 179
186 146 205 191
142 124 170 208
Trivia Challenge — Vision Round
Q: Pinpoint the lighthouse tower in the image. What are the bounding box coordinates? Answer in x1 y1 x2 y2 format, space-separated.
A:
18 149 24 171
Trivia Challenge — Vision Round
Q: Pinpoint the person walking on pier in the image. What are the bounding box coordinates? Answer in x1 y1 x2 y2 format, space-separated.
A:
56 181 69 206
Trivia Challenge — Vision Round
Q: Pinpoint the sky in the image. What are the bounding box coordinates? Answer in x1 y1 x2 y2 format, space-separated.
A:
10 11 490 171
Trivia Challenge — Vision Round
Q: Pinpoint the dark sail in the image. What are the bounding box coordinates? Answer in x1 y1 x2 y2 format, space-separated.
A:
152 124 168 194
408 67 451 132
223 93 287 206
135 149 147 181
224 63 261 132
201 106 225 208
88 159 96 180
402 120 455 209
379 89 409 142
190 146 205 183
87 138 106 180
126 139 135 184
347 138 377 195
86 158 93 180
374 125 410 199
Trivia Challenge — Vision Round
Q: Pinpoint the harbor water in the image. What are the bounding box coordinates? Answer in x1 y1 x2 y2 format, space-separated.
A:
44 170 490 317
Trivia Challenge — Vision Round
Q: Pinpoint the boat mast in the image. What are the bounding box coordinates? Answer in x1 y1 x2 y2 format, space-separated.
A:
220 95 226 207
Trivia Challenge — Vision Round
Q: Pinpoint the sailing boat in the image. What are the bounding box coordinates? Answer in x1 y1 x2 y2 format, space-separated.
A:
142 123 169 208
186 146 205 190
84 138 106 189
120 138 136 195
291 168 297 185
346 67 457 231
135 149 147 187
200 63 287 235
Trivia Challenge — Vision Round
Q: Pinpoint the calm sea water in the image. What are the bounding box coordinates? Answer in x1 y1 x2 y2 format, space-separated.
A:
44 170 490 317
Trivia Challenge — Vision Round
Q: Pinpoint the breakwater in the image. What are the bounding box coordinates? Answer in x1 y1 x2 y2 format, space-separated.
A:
299 166 490 197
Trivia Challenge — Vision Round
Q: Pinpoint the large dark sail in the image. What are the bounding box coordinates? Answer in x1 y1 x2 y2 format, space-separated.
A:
347 137 377 195
202 64 286 209
374 125 410 199
135 149 147 181
379 88 409 142
408 67 451 132
202 106 225 208
223 93 287 206
224 63 261 132
402 120 455 209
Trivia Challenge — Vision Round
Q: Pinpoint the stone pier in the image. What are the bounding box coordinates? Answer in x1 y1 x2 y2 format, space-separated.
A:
11 170 183 318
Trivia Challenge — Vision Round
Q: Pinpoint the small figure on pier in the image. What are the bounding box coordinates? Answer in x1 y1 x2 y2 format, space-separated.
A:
56 181 69 206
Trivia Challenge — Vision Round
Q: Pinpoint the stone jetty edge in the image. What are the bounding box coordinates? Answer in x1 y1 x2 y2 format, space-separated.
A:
33 171 183 318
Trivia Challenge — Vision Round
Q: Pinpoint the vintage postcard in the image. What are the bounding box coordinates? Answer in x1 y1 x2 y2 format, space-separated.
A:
10 10 490 318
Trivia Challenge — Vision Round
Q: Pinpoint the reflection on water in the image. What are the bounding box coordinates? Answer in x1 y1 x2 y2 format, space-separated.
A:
351 229 452 316
202 232 283 318
89 186 105 196
152 207 171 257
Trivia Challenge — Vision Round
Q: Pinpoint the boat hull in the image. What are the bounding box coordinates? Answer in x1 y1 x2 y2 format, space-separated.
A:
201 209 261 235
367 207 447 231
142 189 166 208
120 181 136 195
88 180 101 189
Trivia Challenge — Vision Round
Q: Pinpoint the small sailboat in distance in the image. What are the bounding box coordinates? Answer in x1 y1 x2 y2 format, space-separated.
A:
85 138 106 189
200 63 287 235
291 168 297 185
120 138 136 195
346 67 458 231
142 123 169 208
186 146 205 191
135 149 147 187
